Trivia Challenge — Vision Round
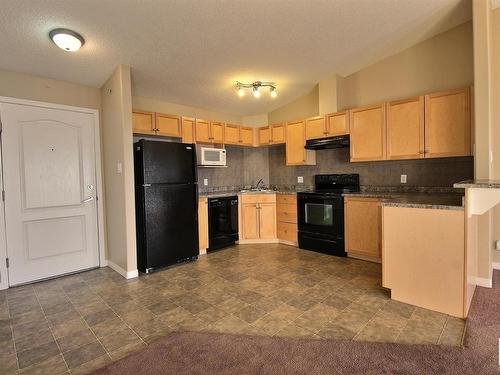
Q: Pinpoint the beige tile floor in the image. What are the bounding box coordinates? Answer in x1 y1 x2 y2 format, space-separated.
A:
0 244 465 374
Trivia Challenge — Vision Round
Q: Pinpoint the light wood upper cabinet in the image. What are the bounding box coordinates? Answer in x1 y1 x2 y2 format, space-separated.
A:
132 110 155 135
211 121 224 143
259 126 271 145
271 123 285 144
240 126 254 146
195 119 211 143
285 120 316 166
345 197 381 261
224 124 240 145
424 88 471 158
305 116 327 140
349 104 386 162
386 97 425 160
326 111 349 136
181 117 195 144
198 197 208 252
155 113 181 137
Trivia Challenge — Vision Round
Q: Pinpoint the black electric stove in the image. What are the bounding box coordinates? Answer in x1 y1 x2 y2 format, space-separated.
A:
297 174 359 257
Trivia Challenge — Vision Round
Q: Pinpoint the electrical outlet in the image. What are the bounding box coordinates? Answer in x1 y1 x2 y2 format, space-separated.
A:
203 178 208 186
400 174 407 184
495 240 500 251
297 176 304 184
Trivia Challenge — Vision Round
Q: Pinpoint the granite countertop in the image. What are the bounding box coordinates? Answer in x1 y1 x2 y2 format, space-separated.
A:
343 191 465 210
199 189 301 198
454 179 500 189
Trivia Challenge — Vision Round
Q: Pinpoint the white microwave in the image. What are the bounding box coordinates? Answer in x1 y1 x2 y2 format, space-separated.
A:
197 146 226 166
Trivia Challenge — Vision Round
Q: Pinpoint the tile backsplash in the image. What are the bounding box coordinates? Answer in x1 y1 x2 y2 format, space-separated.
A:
268 145 474 188
141 138 474 192
198 146 269 192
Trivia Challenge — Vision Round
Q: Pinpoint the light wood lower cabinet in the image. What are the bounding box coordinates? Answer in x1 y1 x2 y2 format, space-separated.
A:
277 194 297 245
239 194 277 243
198 197 208 253
344 197 381 262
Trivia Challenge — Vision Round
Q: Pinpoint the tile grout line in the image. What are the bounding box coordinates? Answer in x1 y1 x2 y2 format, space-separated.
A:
80 272 152 352
5 290 21 374
32 285 69 375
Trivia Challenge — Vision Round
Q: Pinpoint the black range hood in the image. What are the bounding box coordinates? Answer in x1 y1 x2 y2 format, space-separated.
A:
305 135 350 150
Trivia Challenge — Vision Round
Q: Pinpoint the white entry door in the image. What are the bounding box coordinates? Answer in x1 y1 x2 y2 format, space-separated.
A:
0 102 100 286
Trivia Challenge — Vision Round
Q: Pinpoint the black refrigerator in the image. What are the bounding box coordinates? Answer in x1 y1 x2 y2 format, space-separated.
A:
134 140 199 274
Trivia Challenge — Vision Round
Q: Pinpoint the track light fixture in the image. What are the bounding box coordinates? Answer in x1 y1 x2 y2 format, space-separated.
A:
236 81 277 99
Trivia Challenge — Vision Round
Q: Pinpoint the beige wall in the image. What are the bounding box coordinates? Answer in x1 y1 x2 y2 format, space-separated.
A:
0 69 101 109
132 96 242 124
101 65 137 273
490 7 500 266
242 114 268 127
318 74 338 115
268 85 319 124
337 21 473 110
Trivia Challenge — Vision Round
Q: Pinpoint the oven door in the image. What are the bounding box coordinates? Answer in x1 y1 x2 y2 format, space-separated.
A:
298 194 344 237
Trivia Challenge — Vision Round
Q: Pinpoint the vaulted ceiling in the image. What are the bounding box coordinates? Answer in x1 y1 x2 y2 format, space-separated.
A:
0 0 471 116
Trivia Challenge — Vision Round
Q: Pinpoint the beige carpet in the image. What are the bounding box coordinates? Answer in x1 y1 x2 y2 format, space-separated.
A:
93 271 500 374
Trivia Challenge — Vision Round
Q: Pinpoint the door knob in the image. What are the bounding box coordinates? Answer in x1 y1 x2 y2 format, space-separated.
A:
82 196 94 203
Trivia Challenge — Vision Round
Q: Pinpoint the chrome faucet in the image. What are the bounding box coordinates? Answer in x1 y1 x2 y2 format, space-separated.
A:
254 178 265 190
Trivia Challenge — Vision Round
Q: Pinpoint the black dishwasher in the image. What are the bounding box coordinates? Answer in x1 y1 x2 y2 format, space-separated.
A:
208 196 239 251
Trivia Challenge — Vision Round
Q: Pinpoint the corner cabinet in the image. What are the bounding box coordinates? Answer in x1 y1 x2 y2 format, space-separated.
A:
240 126 254 146
424 88 471 158
285 120 316 166
239 194 277 243
349 104 386 162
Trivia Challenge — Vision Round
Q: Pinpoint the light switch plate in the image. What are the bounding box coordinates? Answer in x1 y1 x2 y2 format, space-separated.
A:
495 240 500 251
400 174 407 184
203 178 208 186
116 162 123 174
297 176 304 184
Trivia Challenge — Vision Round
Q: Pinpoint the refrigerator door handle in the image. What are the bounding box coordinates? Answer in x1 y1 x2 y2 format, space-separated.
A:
143 183 151 187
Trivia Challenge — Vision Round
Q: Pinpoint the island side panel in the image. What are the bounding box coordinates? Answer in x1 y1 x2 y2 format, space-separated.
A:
382 206 465 317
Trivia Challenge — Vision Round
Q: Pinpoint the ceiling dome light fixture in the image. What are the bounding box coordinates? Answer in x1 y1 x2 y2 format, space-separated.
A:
49 28 85 52
236 81 277 99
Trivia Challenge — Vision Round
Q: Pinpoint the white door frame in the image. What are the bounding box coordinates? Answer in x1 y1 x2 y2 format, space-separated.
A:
0 96 106 290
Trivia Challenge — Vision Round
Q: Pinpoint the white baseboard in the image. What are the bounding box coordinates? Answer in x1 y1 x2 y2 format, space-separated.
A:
199 248 207 255
107 260 138 279
493 262 500 271
100 260 108 267
475 276 493 288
